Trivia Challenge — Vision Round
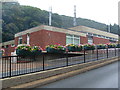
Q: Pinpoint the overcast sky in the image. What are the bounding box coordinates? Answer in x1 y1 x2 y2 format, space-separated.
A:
18 0 119 25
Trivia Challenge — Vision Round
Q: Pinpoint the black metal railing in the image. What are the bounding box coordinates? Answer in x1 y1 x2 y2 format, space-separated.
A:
1 47 119 79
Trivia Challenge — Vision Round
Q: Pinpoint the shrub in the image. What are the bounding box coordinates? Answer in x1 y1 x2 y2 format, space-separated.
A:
97 44 106 49
46 44 66 53
31 46 42 55
83 44 95 50
107 43 116 48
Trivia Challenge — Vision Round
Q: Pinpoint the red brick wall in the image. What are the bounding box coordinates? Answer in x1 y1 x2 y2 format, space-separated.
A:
3 45 15 56
40 30 66 50
29 30 43 47
93 37 110 44
14 30 43 48
14 29 111 52
15 29 66 50
80 36 88 44
15 37 18 46
22 34 27 44
15 35 27 45
29 29 66 50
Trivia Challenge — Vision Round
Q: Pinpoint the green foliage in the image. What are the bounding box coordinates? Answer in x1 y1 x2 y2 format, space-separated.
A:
2 2 119 42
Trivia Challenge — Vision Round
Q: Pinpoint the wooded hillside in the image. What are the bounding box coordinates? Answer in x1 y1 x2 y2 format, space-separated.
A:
2 2 119 42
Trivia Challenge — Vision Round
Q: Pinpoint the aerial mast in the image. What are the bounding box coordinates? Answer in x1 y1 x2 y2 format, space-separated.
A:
49 6 52 26
73 5 77 26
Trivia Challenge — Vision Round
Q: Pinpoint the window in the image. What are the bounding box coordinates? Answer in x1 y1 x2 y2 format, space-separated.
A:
74 36 80 44
88 36 93 44
102 36 105 38
4 45 9 48
87 33 93 36
105 37 109 39
27 34 30 45
115 39 118 41
66 34 80 45
98 35 102 37
11 44 15 47
18 36 22 44
93 34 98 37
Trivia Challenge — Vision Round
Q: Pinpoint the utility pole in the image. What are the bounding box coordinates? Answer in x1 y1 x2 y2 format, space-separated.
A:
73 5 77 26
49 6 52 26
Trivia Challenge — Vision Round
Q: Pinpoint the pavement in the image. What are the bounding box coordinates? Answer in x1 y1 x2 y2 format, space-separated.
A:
34 61 118 88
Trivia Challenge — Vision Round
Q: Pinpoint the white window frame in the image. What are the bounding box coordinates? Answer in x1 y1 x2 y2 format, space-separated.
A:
18 36 22 44
88 36 93 44
66 34 80 45
11 44 15 47
27 34 30 45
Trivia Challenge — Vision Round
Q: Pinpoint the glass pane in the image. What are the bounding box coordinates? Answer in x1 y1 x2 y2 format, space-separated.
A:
19 39 22 44
74 35 79 39
88 38 93 44
74 39 79 45
66 34 73 38
66 38 73 44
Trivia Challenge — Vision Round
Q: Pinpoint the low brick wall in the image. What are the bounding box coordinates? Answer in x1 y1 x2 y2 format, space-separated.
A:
1 56 119 89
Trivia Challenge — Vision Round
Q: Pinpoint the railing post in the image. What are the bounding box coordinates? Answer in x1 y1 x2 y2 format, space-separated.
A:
66 50 68 66
43 53 45 71
96 48 98 60
117 48 120 58
115 47 116 56
9 56 11 77
2 57 3 78
107 46 108 58
84 49 86 63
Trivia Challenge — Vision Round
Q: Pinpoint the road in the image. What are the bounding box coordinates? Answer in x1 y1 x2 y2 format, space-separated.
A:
34 61 118 88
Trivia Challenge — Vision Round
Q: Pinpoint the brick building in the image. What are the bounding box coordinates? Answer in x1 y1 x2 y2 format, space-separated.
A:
1 25 118 56
1 40 15 56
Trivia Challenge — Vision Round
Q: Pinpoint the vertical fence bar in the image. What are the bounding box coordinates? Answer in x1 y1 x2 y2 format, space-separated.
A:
2 57 3 78
96 48 98 60
107 47 108 58
84 49 86 63
15 56 21 74
4 57 7 77
7 57 8 77
32 56 34 72
4 57 5 77
66 51 68 66
9 56 11 77
5 57 6 77
43 53 45 71
16 56 18 76
115 47 116 56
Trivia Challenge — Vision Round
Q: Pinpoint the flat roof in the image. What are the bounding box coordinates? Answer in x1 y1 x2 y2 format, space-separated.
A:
0 40 14 47
1 0 18 2
15 25 86 37
69 26 118 39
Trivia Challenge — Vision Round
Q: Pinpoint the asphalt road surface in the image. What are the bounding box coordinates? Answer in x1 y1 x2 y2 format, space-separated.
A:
35 61 119 88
